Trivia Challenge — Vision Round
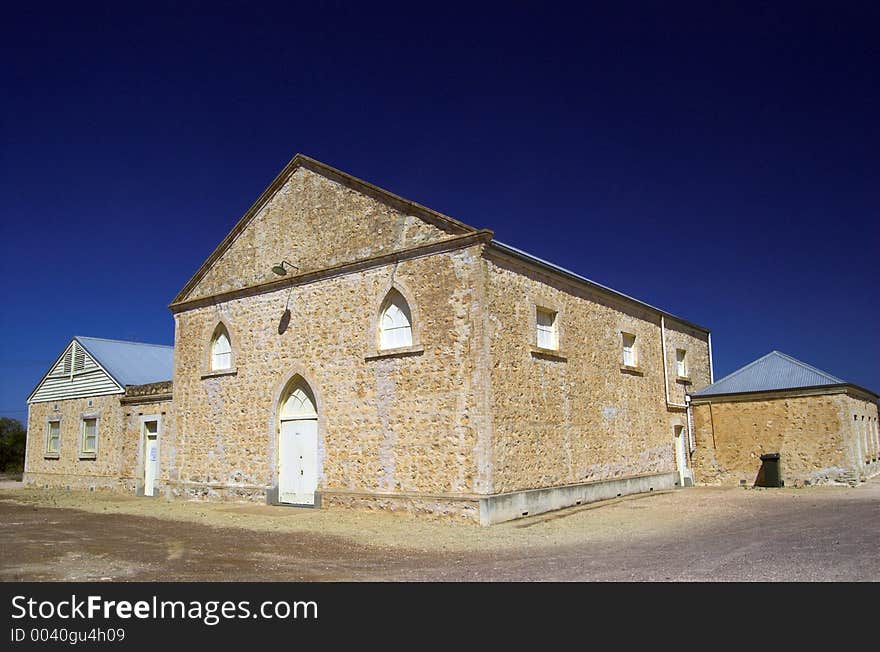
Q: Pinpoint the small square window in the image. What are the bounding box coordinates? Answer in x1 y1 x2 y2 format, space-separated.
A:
622 333 637 367
536 308 558 350
80 418 97 457
676 349 687 377
46 421 60 455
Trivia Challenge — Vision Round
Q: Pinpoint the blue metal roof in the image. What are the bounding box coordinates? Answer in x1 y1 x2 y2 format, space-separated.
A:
693 351 846 397
74 336 174 386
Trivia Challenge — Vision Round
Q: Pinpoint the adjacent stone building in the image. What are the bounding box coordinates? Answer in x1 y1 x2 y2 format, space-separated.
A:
690 351 880 487
25 337 174 495
26 154 714 524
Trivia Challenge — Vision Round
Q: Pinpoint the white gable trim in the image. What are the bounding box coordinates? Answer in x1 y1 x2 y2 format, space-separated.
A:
27 339 124 404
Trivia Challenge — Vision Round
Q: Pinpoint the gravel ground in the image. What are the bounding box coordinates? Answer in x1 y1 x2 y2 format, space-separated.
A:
1 479 878 581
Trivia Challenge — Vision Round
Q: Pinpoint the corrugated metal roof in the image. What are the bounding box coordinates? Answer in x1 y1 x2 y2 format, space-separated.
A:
693 351 845 396
490 241 710 333
74 336 174 387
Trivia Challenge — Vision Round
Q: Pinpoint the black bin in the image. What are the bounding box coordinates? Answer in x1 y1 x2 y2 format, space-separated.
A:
757 452 783 487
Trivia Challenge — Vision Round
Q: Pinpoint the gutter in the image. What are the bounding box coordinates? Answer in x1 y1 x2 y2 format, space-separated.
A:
660 315 689 409
708 332 715 383
690 383 880 403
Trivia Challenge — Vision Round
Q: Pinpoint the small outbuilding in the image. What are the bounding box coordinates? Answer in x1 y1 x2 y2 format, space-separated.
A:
25 336 174 495
690 351 879 487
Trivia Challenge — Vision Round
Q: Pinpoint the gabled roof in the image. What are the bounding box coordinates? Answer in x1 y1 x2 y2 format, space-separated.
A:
170 153 478 305
692 350 867 397
169 154 711 333
74 336 174 387
27 336 175 404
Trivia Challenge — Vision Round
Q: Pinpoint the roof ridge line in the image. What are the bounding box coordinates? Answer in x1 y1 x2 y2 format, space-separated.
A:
699 350 778 389
170 153 480 305
75 336 174 349
770 350 844 383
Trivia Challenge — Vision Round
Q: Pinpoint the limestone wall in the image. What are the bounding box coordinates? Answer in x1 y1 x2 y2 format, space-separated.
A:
662 319 710 407
838 393 880 478
482 251 711 494
24 394 125 489
181 166 462 303
690 391 879 486
171 245 491 504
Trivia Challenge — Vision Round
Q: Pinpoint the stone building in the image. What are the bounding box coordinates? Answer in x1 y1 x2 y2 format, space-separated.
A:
24 336 174 495
25 154 714 524
690 351 879 487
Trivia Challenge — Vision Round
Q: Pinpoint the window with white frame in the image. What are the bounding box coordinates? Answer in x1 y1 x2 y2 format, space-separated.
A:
676 349 687 377
622 333 637 367
536 308 558 350
211 328 232 370
378 290 413 350
80 418 97 457
46 421 60 455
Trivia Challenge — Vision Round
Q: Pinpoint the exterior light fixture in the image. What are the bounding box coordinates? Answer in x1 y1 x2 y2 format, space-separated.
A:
271 260 297 276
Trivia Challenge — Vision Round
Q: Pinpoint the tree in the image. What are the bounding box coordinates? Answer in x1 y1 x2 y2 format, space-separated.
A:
0 417 27 474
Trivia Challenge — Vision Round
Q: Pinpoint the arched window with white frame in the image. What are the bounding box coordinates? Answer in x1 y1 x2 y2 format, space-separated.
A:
378 289 413 350
211 326 232 371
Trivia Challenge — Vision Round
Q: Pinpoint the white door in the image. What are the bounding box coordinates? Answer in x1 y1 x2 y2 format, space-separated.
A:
674 425 688 487
279 419 318 505
144 421 159 497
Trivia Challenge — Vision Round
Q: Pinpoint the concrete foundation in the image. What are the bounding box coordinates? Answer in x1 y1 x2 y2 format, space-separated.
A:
478 472 676 525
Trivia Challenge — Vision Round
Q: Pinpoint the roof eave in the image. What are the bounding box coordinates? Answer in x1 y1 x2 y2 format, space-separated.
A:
487 240 711 334
690 383 879 402
25 337 126 404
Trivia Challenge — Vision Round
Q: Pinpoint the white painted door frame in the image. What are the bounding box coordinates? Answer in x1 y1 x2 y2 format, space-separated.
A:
278 417 318 505
142 419 160 497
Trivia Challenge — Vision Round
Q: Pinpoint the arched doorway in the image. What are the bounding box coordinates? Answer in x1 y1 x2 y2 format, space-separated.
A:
278 378 318 505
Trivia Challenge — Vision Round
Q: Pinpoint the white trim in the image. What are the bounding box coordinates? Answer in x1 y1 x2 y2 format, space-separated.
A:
79 416 98 458
376 287 416 352
26 343 75 403
621 331 637 367
675 348 688 378
535 307 558 351
23 404 31 474
660 316 688 409
138 414 163 497
27 338 124 404
45 418 62 456
211 330 233 371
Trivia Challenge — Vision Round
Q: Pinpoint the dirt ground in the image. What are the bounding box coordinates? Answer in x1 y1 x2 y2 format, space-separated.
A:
1 479 878 581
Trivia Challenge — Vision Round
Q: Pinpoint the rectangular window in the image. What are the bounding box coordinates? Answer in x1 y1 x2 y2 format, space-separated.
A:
676 349 687 377
536 308 558 350
622 333 637 367
80 418 97 457
46 421 60 455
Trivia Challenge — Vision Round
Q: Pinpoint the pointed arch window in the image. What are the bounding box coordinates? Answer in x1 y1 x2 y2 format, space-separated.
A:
281 385 318 420
378 290 413 350
211 328 232 371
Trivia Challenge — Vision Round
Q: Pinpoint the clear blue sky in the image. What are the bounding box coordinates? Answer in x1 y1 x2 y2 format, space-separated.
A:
2 1 878 423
